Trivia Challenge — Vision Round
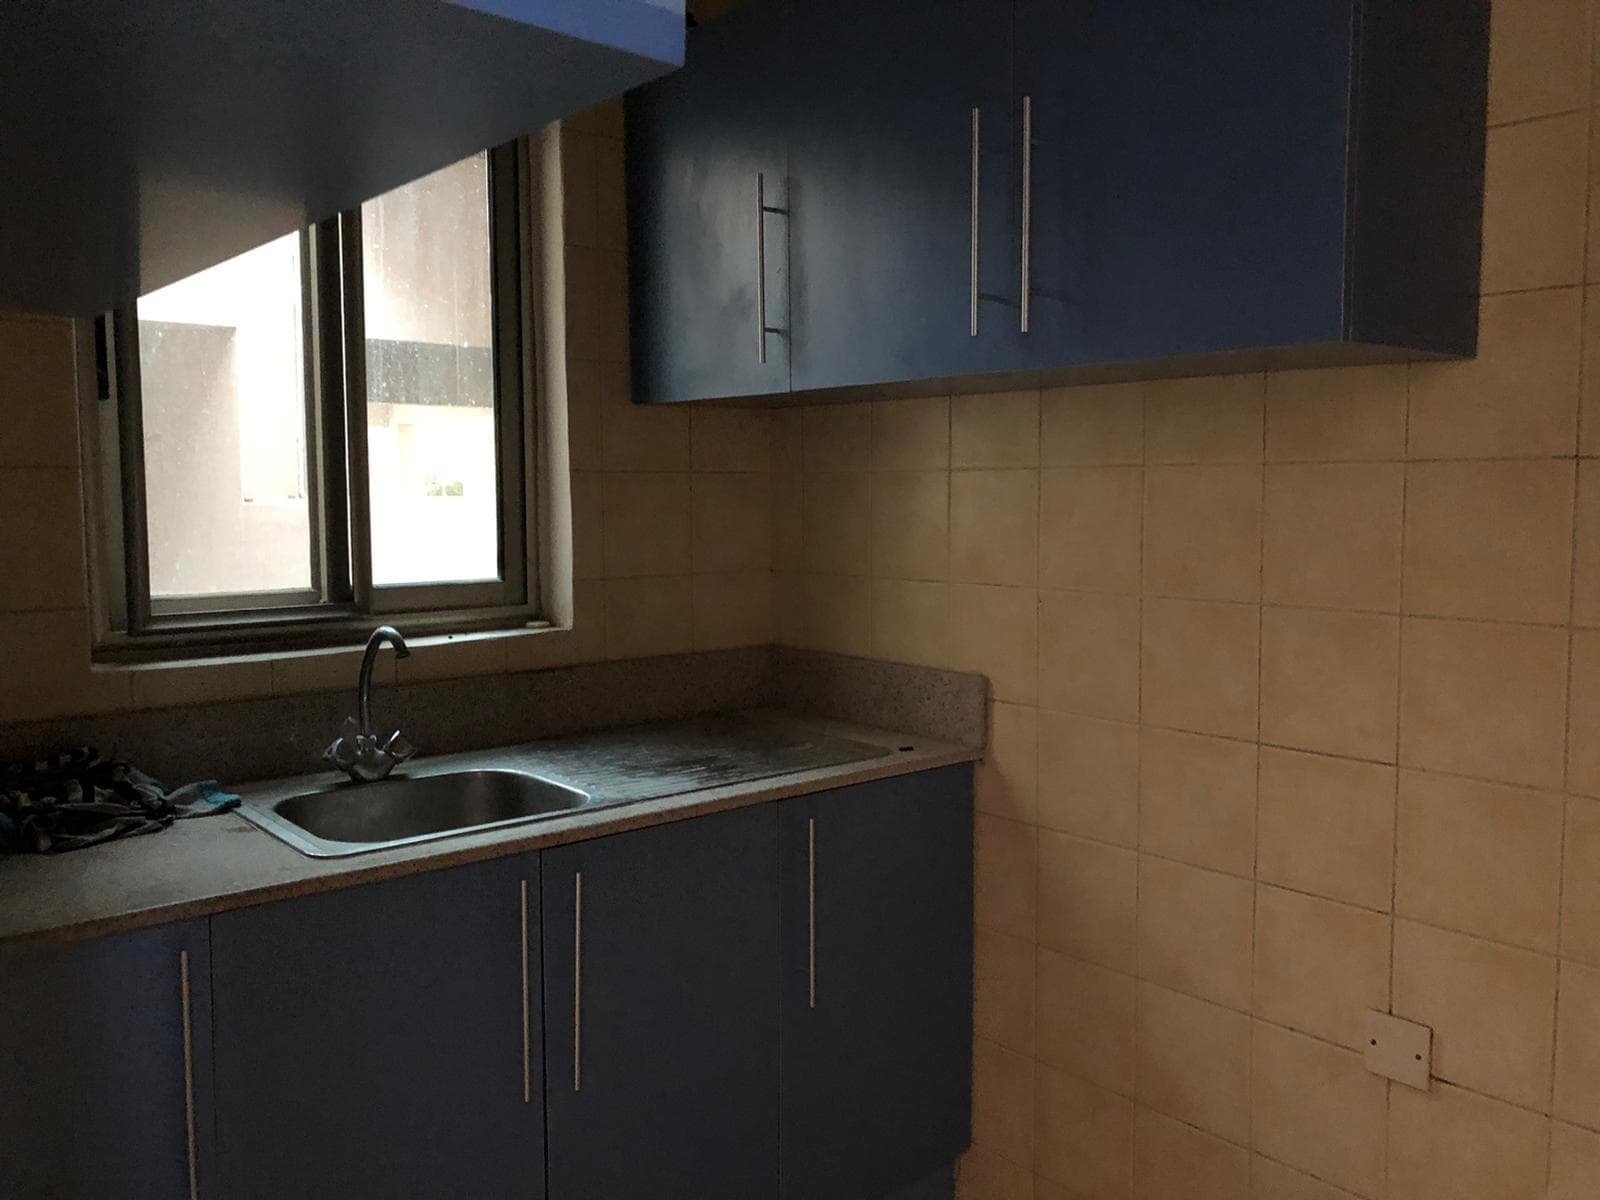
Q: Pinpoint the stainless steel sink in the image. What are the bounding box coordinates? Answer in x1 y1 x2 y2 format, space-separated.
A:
241 769 591 858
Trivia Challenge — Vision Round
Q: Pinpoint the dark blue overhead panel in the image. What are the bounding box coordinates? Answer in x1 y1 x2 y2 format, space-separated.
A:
0 0 685 315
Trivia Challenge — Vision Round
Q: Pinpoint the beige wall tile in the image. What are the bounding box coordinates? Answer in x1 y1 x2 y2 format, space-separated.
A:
952 391 1041 468
600 382 689 471
1036 711 1138 846
803 405 873 472
1399 617 1569 790
802 471 873 575
1409 288 1582 459
955 1147 1033 1200
271 647 392 698
1038 467 1142 594
1132 1107 1248 1200
1038 590 1140 721
1138 855 1254 1010
0 315 79 468
1261 607 1399 763
1387 1083 1549 1200
870 395 950 471
691 472 772 572
0 468 84 611
1575 461 1600 626
1250 1156 1364 1200
1257 747 1395 910
948 583 1038 704
594 133 625 252
1568 630 1600 797
976 698 1038 825
870 577 948 667
1403 459 1575 625
973 1036 1036 1171
565 358 604 470
1040 383 1143 466
1251 1022 1386 1198
689 407 773 472
800 574 873 657
1262 462 1403 611
1481 112 1588 293
1138 727 1255 877
1036 949 1135 1095
870 471 949 581
570 469 604 581
563 245 602 363
976 928 1036 1057
690 571 772 650
951 470 1039 586
560 126 598 247
1142 465 1261 602
1486 0 1590 124
602 576 693 659
1034 1066 1131 1195
1393 920 1557 1110
1555 959 1600 1126
1038 831 1137 973
1135 983 1251 1142
1395 770 1564 953
1253 885 1390 1051
1584 286 1600 451
130 658 274 709
1550 1121 1600 1200
1141 598 1259 740
771 466 804 572
976 814 1038 943
1564 798 1600 965
1144 374 1264 464
602 472 692 577
1264 364 1407 463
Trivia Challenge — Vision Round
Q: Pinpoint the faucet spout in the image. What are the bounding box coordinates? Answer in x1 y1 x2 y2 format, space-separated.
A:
358 625 409 738
325 626 417 782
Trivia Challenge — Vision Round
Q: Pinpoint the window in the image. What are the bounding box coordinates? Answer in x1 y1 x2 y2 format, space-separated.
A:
90 142 540 655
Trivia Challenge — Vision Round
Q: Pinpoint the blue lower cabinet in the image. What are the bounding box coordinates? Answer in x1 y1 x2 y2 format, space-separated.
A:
209 855 542 1200
541 805 780 1199
0 921 213 1200
779 767 975 1200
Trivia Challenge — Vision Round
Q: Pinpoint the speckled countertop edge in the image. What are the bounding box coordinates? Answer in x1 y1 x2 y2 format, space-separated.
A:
0 710 978 950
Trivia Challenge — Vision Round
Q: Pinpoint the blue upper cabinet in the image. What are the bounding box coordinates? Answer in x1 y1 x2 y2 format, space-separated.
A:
626 0 1488 404
785 0 1014 393
0 921 214 1200
0 0 684 315
209 856 543 1200
626 0 793 403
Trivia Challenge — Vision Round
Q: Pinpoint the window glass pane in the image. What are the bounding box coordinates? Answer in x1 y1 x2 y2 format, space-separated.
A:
362 151 500 587
137 233 312 599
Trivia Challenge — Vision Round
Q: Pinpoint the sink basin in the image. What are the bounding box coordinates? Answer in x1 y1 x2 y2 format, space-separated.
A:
241 770 591 858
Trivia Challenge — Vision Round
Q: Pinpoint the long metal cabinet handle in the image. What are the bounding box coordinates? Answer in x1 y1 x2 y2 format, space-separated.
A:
807 817 816 1010
757 172 770 363
573 871 583 1092
1020 95 1033 334
520 879 531 1105
179 949 199 1200
969 107 981 337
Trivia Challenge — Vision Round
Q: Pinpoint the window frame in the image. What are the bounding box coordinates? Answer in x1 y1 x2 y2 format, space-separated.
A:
85 138 545 660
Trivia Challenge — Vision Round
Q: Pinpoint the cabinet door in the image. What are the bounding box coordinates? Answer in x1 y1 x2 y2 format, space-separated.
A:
0 921 212 1200
542 805 779 1199
626 1 792 403
210 857 541 1200
787 0 1014 392
779 767 974 1200
1070 0 1354 364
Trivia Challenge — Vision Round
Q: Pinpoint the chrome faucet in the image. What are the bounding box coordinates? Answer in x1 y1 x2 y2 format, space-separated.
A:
323 626 417 782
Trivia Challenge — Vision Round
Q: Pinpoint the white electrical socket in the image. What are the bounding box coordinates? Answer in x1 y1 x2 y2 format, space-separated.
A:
1365 1010 1431 1090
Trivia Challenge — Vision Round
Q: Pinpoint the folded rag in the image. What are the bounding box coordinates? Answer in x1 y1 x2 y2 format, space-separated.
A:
0 748 240 854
